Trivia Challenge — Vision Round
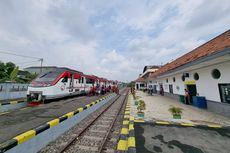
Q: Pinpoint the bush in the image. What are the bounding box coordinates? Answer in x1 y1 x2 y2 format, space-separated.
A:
168 105 183 116
137 100 146 113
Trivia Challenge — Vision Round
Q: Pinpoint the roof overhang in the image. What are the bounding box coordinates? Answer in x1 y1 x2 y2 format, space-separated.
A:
140 69 158 78
157 47 230 78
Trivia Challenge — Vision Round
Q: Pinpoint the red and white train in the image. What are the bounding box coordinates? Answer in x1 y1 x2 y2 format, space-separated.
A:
27 67 117 102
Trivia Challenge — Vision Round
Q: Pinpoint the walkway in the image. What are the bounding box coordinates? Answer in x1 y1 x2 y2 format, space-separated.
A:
130 91 230 126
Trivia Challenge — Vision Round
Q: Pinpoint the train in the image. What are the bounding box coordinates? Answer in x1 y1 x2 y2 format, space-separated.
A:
27 67 118 102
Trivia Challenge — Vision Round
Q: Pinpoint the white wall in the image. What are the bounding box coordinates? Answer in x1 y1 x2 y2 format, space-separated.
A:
151 60 230 102
193 61 230 102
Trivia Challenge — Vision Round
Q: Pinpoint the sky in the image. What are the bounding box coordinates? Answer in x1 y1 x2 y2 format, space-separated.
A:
0 0 230 82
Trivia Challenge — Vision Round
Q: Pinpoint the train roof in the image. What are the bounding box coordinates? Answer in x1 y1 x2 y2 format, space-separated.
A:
55 67 83 74
84 75 97 79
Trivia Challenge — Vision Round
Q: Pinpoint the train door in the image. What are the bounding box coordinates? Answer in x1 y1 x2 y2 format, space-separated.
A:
69 73 74 93
96 80 100 94
61 74 68 94
82 76 86 92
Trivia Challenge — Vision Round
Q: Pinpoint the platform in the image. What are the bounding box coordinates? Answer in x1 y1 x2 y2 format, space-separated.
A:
134 122 230 153
130 91 230 126
0 95 103 143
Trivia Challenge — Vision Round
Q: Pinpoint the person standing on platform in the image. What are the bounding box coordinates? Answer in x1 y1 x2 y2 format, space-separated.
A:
184 89 190 104
160 86 164 96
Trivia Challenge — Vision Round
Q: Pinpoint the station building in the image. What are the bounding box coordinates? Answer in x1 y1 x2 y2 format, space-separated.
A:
139 30 230 117
134 77 146 90
135 65 160 90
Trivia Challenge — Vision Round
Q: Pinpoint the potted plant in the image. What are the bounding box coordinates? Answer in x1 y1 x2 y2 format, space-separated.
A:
168 106 183 119
137 100 146 118
132 91 139 105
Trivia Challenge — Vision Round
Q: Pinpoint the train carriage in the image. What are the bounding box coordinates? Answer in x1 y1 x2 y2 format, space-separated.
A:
27 68 84 102
27 67 116 102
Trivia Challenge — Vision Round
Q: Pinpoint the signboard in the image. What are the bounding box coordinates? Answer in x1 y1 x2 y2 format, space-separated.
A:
184 80 196 85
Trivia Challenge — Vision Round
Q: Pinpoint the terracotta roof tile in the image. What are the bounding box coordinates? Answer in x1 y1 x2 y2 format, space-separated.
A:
151 29 230 77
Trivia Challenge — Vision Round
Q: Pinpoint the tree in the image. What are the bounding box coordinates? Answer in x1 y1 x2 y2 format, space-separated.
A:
26 73 37 81
5 62 16 76
0 61 5 78
0 61 8 82
10 66 19 82
0 61 37 83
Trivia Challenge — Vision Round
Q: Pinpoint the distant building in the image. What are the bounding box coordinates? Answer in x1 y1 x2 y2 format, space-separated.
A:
143 65 160 73
145 29 230 117
134 65 160 90
134 77 146 90
17 70 30 79
24 66 57 75
141 65 160 79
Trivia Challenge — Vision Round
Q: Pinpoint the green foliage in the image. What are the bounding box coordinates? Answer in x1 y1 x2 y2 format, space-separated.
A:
25 73 37 81
127 82 135 87
168 106 183 116
0 61 37 83
5 62 16 76
136 96 141 99
10 66 19 82
137 100 146 113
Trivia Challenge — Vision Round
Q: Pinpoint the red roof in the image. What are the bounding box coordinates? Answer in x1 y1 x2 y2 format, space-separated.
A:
151 30 230 77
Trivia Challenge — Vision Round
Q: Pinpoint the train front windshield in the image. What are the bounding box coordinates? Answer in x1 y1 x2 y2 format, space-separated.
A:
30 70 63 87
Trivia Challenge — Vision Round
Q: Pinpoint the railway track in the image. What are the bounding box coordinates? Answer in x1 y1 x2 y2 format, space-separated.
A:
57 89 128 153
0 94 109 144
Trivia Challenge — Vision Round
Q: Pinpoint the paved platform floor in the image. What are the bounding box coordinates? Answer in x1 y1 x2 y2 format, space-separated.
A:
135 122 230 153
0 95 103 143
130 91 230 126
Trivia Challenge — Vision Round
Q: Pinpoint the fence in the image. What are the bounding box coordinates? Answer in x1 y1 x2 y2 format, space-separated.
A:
0 83 29 101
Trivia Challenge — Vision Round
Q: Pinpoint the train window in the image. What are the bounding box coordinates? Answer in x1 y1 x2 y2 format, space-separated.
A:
78 77 81 84
81 77 84 83
86 78 94 84
62 75 68 83
35 70 63 82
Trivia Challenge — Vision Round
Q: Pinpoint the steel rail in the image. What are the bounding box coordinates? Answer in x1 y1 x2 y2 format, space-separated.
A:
58 89 128 153
98 90 128 153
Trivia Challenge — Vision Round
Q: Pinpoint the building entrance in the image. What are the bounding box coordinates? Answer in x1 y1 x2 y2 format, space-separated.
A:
219 84 230 103
186 84 197 104
136 84 139 90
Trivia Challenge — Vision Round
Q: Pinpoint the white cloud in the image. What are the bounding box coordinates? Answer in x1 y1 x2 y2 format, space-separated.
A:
0 0 230 82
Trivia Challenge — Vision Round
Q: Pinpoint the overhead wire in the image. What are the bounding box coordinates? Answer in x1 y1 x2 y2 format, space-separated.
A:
0 50 41 59
0 50 44 69
16 60 41 65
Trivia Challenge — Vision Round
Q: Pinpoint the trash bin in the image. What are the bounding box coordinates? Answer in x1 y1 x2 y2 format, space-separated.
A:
179 95 185 103
192 96 207 108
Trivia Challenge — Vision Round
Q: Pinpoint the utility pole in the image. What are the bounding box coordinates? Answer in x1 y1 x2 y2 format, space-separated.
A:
40 58 43 73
